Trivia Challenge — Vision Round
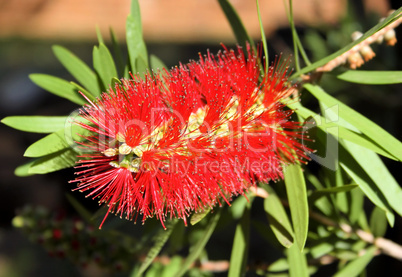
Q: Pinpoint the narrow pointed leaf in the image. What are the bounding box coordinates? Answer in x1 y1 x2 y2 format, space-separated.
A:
150 55 168 71
23 124 89 158
28 148 78 174
284 164 309 251
369 207 388 237
14 160 37 177
24 129 70 157
95 26 104 44
343 140 402 217
264 185 294 248
288 101 397 160
217 0 255 50
305 83 402 161
133 220 177 277
110 27 126 77
52 45 100 96
126 0 148 73
190 208 211 225
339 142 395 226
333 246 376 277
337 70 402 85
93 43 118 89
2 116 68 133
309 184 358 203
228 202 251 277
29 74 86 105
287 243 309 277
175 209 221 277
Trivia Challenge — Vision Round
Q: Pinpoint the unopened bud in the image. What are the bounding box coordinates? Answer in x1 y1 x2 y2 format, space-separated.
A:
347 52 364 69
384 29 397 46
119 143 132 155
360 45 376 61
103 148 118 157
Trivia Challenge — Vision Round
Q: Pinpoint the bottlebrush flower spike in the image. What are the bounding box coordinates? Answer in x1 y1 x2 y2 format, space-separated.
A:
70 46 311 229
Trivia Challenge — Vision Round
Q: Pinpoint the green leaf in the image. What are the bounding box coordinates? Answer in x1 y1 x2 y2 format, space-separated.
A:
150 55 168 71
14 160 37 177
287 243 309 277
333 246 376 277
343 140 402 217
284 164 309 251
24 129 69 157
70 82 95 102
217 0 255 50
369 207 387 237
228 202 251 277
264 185 294 248
126 0 148 73
110 27 126 77
175 209 221 277
289 101 397 160
309 184 358 203
337 70 402 85
349 188 365 227
95 26 104 44
291 7 402 78
190 208 211 225
304 83 402 161
339 142 395 226
2 116 68 133
256 0 268 70
52 45 100 96
133 220 177 277
28 148 78 174
23 123 89 158
310 242 334 259
93 43 118 89
29 74 86 105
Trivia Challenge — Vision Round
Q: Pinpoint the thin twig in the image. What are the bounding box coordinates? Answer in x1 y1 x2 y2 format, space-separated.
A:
315 14 402 72
252 191 402 261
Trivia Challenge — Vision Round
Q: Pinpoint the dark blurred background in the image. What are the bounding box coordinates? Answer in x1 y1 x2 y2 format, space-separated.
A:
0 0 401 276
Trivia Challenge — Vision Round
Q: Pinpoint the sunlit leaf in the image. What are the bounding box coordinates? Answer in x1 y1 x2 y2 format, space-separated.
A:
52 45 100 96
228 202 251 277
29 74 86 105
2 116 68 133
284 164 308 251
93 43 118 89
337 70 402 85
339 142 395 226
305 83 402 161
264 185 294 248
343 140 402 217
190 208 211 225
126 0 148 73
28 148 78 174
24 129 69 157
217 0 255 50
110 27 126 77
287 243 309 277
14 160 37 177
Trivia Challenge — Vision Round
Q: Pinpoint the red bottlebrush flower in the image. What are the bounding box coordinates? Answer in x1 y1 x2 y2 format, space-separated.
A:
70 46 310 229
